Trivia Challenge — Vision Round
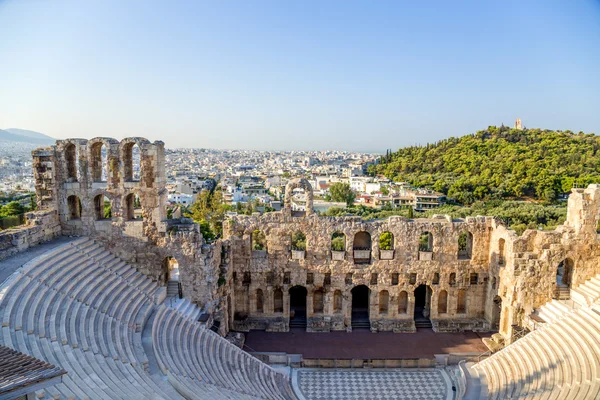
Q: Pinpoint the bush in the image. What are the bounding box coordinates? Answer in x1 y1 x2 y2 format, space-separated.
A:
291 231 306 251
331 234 345 251
379 232 393 250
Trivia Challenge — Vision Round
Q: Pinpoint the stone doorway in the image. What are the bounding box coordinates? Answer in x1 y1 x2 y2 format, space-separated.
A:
351 285 370 329
556 258 574 287
414 285 432 328
289 286 307 328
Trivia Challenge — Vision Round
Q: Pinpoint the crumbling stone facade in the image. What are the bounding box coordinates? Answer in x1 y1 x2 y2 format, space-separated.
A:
2 142 600 343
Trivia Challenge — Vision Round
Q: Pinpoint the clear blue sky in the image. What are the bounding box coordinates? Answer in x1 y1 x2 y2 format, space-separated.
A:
1 0 599 152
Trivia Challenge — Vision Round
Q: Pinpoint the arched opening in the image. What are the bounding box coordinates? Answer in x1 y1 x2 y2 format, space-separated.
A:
379 231 394 250
256 289 264 313
351 285 370 328
163 257 179 282
458 232 473 259
125 193 142 221
557 258 574 288
398 291 408 314
492 296 502 330
289 286 308 328
419 231 433 252
67 195 81 220
331 231 346 251
94 194 112 220
457 289 467 314
379 231 394 260
449 272 456 286
378 290 389 315
353 231 372 264
438 290 448 314
333 290 342 313
90 142 108 183
274 289 283 313
291 231 306 251
313 289 324 314
414 285 432 325
123 142 141 182
65 143 78 182
251 229 266 251
498 238 505 265
290 187 308 216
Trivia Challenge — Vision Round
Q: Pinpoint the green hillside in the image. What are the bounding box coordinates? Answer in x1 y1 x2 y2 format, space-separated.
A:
371 126 600 203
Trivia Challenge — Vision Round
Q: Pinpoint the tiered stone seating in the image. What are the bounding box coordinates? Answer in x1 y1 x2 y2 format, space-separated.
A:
468 295 600 399
571 274 600 307
0 238 175 399
153 302 296 400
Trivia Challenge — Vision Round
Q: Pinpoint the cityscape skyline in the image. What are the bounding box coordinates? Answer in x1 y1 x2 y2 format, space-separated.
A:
1 0 599 152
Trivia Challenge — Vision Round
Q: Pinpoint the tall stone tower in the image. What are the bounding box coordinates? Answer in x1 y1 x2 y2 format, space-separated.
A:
514 118 523 130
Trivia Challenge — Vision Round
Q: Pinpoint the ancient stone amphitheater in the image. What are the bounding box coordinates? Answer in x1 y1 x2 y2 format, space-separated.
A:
0 137 599 399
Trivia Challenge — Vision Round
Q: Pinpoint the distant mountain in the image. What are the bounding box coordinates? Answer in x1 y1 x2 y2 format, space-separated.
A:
0 128 55 145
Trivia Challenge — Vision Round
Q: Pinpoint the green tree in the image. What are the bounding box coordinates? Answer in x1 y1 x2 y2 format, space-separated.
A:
328 183 356 206
379 231 393 250
187 189 227 239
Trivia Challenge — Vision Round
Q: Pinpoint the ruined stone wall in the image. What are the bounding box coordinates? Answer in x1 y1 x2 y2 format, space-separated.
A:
0 210 61 261
224 211 495 333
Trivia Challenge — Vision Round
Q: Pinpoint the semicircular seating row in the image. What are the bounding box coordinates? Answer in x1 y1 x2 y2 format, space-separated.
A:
467 277 600 400
0 237 295 400
152 303 295 399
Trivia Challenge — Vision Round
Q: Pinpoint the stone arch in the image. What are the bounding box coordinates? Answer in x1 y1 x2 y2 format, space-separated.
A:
273 289 283 313
313 289 325 313
458 231 473 259
419 231 433 252
457 289 467 314
93 193 112 220
333 290 343 313
557 258 574 287
65 143 78 182
449 272 456 286
291 231 306 251
353 231 372 264
379 231 394 250
438 290 448 314
351 285 370 324
284 178 314 216
379 290 389 314
124 193 141 221
67 195 81 220
120 138 150 183
88 138 117 183
256 289 264 313
397 290 408 314
251 229 266 251
331 231 346 251
162 256 180 284
492 295 502 329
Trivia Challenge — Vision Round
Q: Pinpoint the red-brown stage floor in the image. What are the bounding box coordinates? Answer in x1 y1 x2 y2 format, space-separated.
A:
244 328 491 359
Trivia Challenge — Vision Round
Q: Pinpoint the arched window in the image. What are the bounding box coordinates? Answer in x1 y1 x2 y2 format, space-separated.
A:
438 290 448 314
498 239 505 265
432 272 440 285
379 231 394 250
123 142 141 182
291 231 306 251
458 232 473 259
252 229 266 251
65 143 78 182
333 290 342 313
67 195 81 220
353 231 372 264
313 289 324 313
94 194 111 220
90 142 108 182
331 231 345 251
256 289 264 313
274 289 283 313
419 231 433 252
457 289 467 313
398 291 408 314
449 272 456 286
379 290 389 314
